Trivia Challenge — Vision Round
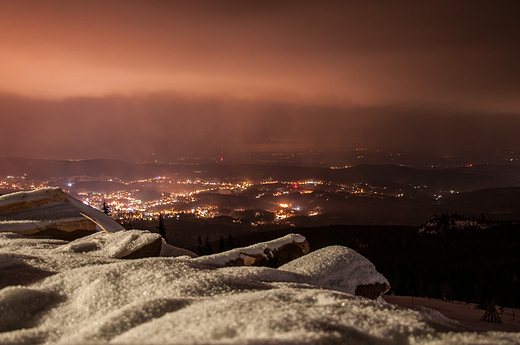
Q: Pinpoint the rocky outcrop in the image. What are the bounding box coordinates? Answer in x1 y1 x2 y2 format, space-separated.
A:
193 236 388 299
0 188 68 213
8 219 97 240
194 234 310 268
355 282 391 300
0 188 124 239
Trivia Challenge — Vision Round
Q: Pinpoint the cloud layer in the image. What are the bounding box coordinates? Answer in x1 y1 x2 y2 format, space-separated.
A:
1 1 519 160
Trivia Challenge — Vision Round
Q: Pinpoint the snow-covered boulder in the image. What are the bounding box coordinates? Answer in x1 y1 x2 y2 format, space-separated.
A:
0 188 124 240
279 245 390 299
193 233 310 267
193 236 389 299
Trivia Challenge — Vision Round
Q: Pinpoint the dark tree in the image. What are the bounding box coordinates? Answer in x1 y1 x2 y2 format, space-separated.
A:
197 234 205 255
204 235 213 255
218 236 226 253
102 200 110 216
227 233 235 250
156 214 167 242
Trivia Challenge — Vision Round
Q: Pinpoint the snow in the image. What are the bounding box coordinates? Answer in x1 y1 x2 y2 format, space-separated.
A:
279 245 389 295
1 232 520 344
0 220 61 233
0 188 195 258
194 233 306 266
384 295 520 333
0 187 124 235
53 230 161 259
0 187 64 208
160 240 198 258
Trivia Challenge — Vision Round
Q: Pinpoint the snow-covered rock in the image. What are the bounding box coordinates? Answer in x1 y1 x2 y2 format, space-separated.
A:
279 245 390 299
419 213 490 234
193 233 309 267
0 188 124 240
1 232 519 344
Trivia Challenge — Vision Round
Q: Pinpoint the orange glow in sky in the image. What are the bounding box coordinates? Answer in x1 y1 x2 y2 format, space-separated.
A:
0 1 519 160
0 1 517 111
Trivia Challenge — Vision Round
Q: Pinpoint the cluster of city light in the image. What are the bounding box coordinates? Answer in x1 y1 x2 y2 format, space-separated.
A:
0 176 52 191
1 172 410 225
75 176 315 222
67 177 257 221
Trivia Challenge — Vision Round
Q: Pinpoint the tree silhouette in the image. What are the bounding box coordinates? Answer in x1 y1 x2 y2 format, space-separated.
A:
102 200 110 216
218 236 226 252
197 235 204 255
204 235 213 255
227 233 235 250
156 214 167 243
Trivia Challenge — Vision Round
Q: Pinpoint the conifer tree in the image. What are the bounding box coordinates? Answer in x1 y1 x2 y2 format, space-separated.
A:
204 235 213 255
218 235 226 252
156 214 167 242
227 233 235 250
102 200 110 216
197 235 205 255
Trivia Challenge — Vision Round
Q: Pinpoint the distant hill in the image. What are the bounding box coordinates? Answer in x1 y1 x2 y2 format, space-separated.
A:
0 157 137 180
436 187 520 220
70 180 130 194
3 158 520 192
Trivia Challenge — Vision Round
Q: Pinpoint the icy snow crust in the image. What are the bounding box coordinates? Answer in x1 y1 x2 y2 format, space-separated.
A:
1 233 519 344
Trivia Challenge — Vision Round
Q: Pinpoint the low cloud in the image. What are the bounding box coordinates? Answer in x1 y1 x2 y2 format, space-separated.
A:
1 93 519 161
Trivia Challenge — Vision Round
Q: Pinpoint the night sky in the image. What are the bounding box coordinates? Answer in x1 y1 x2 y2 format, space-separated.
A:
1 1 519 161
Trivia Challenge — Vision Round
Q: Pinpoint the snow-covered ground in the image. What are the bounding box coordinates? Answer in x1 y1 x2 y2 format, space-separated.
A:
2 231 520 344
384 295 520 333
1 188 519 344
